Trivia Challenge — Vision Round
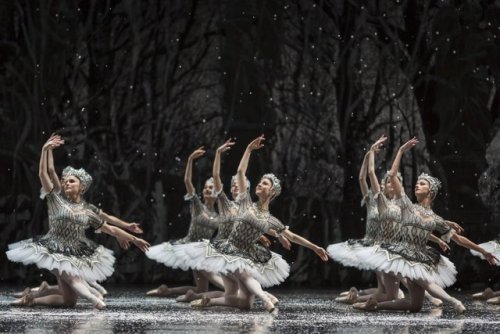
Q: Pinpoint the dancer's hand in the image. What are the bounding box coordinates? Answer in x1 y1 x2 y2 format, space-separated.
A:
400 137 419 152
117 238 130 250
127 222 143 234
438 240 450 252
132 237 151 252
42 134 64 151
445 220 464 235
259 235 271 248
278 234 291 250
370 135 387 154
217 139 236 154
484 252 499 265
247 135 265 151
188 147 206 161
315 247 329 261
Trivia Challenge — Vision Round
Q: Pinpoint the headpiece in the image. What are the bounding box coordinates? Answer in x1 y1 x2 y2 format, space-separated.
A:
62 166 93 193
262 173 282 198
417 172 442 196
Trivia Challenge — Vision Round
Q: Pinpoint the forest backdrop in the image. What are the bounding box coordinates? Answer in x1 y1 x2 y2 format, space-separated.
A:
1 0 500 289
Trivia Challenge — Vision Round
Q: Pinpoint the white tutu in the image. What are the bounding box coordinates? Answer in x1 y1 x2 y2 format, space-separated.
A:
470 241 500 266
327 241 374 271
171 240 290 288
7 239 115 283
353 245 457 288
145 242 191 270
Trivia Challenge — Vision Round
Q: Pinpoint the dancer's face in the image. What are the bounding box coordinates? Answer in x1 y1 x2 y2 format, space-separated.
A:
384 179 395 197
63 175 82 197
414 179 431 199
230 181 239 199
255 177 274 200
202 181 215 199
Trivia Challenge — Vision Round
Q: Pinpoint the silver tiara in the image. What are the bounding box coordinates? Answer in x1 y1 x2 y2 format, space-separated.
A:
231 175 251 190
262 173 281 197
62 166 93 192
383 171 403 183
418 172 442 194
205 177 215 185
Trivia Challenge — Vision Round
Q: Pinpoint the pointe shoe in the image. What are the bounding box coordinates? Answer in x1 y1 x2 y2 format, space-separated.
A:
264 292 279 306
176 289 197 303
190 296 210 308
339 288 354 297
428 297 443 307
472 288 495 300
486 296 500 305
336 287 358 304
10 293 34 307
451 299 465 314
146 284 169 296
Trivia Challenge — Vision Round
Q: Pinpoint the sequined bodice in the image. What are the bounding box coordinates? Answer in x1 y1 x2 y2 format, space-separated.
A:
228 193 286 250
214 191 237 240
396 195 450 250
363 191 380 241
44 191 103 244
183 194 219 242
374 192 402 244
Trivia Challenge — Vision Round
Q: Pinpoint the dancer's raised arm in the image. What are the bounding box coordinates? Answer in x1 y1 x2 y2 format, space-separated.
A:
39 135 64 193
236 135 265 194
184 147 206 196
213 139 235 193
389 137 419 198
367 135 387 194
46 134 63 192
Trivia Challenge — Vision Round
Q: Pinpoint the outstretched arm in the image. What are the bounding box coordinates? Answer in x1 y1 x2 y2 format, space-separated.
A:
388 137 419 198
213 139 235 193
451 234 498 265
100 211 143 234
236 135 265 193
280 229 329 261
184 147 205 196
99 223 150 252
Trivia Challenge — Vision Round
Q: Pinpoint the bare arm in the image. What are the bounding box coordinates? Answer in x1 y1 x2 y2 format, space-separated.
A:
184 147 205 196
237 135 265 193
281 229 329 261
367 135 388 194
451 234 498 265
99 223 150 252
358 151 369 196
213 139 235 193
429 234 450 252
47 148 61 193
39 135 64 193
389 137 419 198
100 211 143 234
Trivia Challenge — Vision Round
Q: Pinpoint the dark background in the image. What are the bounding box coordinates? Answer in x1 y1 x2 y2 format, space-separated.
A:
1 0 499 289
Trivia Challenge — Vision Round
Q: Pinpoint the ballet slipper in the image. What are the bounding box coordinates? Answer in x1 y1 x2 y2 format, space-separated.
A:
10 293 34 307
472 288 495 300
263 300 276 315
12 287 31 298
339 290 351 297
451 298 465 314
336 287 358 304
486 296 500 305
190 296 211 308
176 289 198 303
428 297 443 307
146 284 169 296
265 292 279 306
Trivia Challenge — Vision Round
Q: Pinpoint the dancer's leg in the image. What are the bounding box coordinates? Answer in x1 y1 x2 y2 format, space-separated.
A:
355 273 400 303
236 271 274 312
88 281 108 296
418 281 465 313
193 274 246 308
360 279 425 312
147 271 204 296
59 272 105 309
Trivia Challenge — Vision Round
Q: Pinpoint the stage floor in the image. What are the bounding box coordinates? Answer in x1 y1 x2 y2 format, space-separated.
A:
1 286 499 333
